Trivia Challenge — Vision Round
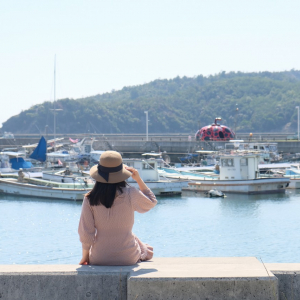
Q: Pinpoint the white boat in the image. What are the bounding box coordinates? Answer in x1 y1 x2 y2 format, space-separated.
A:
72 138 96 159
0 174 93 201
42 168 90 183
0 150 42 174
0 153 14 173
225 141 282 163
282 164 300 189
158 167 218 181
182 153 290 195
257 163 300 189
47 150 79 163
123 158 189 195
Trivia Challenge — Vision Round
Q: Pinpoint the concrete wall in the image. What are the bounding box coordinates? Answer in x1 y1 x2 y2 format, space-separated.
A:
1 258 299 300
266 263 300 300
2 136 300 155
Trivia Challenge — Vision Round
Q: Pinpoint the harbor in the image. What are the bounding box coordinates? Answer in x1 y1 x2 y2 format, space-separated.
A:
1 132 299 263
2 131 300 200
2 0 300 297
2 131 300 299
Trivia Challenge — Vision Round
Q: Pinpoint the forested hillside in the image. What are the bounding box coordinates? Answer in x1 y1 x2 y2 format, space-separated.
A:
2 70 300 134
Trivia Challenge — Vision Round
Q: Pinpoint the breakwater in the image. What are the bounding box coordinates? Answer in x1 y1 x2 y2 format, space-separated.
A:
1 136 300 160
0 258 299 300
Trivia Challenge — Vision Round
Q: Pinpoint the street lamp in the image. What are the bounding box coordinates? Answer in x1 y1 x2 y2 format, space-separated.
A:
234 105 239 137
296 106 299 140
144 111 148 141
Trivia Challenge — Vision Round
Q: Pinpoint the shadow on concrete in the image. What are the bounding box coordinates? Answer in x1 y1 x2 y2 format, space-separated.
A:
76 262 158 277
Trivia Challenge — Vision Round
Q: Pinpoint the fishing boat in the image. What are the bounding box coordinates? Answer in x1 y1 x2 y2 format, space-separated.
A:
42 167 89 183
224 141 282 163
0 149 42 176
0 142 92 200
0 153 14 173
281 164 300 189
72 138 96 160
182 153 290 195
158 166 217 181
0 172 93 201
123 157 189 195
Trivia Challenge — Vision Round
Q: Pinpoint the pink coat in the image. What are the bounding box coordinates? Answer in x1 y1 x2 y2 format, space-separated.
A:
78 186 157 265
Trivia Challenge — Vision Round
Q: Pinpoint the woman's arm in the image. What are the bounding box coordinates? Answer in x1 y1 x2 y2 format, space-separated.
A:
78 197 95 264
125 166 148 190
125 166 157 212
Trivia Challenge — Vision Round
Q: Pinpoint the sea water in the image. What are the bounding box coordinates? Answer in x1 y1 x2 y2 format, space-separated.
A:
0 191 299 265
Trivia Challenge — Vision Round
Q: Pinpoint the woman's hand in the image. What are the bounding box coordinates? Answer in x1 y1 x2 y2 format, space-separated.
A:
79 249 90 265
125 166 148 191
125 166 141 182
79 257 89 265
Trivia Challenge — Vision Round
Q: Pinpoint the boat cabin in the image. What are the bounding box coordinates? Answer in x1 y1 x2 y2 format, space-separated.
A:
225 141 278 152
219 154 260 180
0 154 13 172
224 142 281 163
123 158 159 182
72 138 95 158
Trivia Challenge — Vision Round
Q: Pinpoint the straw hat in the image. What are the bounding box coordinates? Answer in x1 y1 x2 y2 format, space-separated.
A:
90 151 131 183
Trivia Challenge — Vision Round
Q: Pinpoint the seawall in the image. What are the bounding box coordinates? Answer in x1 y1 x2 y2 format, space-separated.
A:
1 137 300 157
0 258 299 300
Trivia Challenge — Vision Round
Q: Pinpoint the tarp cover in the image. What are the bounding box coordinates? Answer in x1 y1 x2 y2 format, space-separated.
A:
10 157 33 170
29 136 47 162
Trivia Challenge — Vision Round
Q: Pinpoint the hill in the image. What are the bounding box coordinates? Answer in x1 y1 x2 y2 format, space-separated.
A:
2 70 300 134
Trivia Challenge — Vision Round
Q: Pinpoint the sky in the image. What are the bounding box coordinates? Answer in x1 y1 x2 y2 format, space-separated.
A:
1 0 300 126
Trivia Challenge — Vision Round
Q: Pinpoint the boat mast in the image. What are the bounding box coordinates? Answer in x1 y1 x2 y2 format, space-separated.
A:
53 54 56 152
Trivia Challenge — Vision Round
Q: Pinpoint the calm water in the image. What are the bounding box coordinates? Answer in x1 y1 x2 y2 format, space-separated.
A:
0 190 300 264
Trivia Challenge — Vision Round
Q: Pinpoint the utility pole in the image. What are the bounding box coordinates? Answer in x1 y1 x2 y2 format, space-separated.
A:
296 106 299 140
234 105 239 138
53 55 56 151
144 111 148 141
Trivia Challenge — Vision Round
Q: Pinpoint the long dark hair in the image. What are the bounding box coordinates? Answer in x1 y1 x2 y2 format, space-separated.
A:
86 181 127 208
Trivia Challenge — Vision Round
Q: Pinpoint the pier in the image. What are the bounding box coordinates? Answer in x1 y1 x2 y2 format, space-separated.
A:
0 258 299 299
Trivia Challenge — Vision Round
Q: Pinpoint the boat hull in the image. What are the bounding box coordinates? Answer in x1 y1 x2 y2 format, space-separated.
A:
286 178 300 189
183 178 290 194
129 180 189 195
42 172 88 183
0 179 87 201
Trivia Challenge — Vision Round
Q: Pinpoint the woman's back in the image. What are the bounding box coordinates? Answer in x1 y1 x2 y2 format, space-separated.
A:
78 185 157 265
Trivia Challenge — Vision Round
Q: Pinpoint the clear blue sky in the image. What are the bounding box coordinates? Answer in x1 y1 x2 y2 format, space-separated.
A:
1 0 300 126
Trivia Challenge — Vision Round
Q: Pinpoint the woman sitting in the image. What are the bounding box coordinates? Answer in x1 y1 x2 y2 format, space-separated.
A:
78 151 157 266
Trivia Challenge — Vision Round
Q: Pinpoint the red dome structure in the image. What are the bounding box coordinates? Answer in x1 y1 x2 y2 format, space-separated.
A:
195 118 235 141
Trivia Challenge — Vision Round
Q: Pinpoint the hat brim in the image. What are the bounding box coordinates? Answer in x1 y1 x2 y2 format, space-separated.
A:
90 164 132 183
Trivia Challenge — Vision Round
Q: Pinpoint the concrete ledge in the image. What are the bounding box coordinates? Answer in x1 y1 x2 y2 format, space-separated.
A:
0 258 298 300
128 258 278 300
0 265 130 300
266 263 300 300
